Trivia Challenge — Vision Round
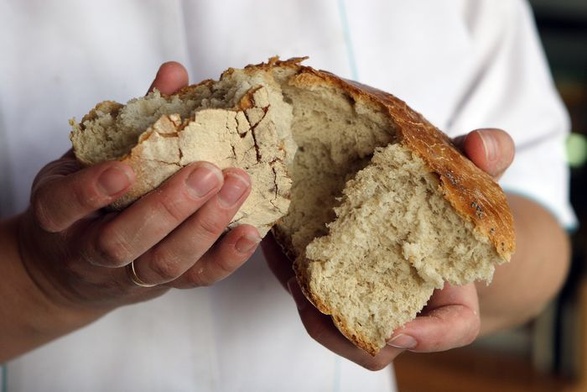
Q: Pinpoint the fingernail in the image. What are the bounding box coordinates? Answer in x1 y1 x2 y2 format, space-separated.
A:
235 233 262 254
98 165 132 196
287 278 307 310
478 130 498 162
218 171 250 208
387 334 417 349
186 164 222 198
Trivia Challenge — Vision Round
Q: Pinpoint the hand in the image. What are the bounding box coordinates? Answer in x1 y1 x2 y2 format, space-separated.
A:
263 128 515 370
18 62 261 314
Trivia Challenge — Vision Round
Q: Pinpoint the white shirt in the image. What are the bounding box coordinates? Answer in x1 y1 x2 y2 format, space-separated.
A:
0 0 575 391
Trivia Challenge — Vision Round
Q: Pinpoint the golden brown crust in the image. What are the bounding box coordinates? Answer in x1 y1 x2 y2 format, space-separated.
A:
260 57 515 355
138 58 515 355
345 81 515 260
74 57 515 356
260 57 514 261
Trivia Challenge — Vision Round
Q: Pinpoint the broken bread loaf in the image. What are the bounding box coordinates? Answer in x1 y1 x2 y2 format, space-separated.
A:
70 66 297 237
70 57 515 355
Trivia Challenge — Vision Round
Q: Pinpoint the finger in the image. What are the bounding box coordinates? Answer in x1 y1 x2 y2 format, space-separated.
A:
171 224 261 288
455 129 515 180
147 61 189 95
389 283 480 352
31 157 134 232
85 162 223 268
132 168 252 286
288 278 401 371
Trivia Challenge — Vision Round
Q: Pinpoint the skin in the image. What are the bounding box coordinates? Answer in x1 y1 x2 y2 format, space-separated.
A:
265 128 571 370
0 62 262 361
0 63 571 371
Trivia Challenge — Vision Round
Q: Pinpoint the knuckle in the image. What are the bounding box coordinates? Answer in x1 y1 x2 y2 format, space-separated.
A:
149 249 184 282
30 179 103 233
196 215 227 240
30 191 60 232
94 224 133 267
155 193 192 225
182 256 239 288
74 184 100 209
183 264 214 287
207 258 238 282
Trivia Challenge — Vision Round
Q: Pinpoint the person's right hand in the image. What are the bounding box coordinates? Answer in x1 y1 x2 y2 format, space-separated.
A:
263 128 516 371
17 62 262 314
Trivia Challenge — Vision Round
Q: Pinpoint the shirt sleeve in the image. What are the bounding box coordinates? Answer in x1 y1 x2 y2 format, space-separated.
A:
447 0 577 229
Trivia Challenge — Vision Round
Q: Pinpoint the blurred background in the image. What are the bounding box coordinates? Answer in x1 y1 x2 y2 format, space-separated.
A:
395 1 587 391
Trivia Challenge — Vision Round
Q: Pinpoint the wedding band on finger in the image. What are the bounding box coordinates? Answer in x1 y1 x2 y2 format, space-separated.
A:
127 260 158 288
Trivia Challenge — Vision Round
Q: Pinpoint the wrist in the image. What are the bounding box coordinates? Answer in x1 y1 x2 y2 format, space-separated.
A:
0 215 105 361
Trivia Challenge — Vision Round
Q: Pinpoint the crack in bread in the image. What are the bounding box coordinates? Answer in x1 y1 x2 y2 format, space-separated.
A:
70 57 515 355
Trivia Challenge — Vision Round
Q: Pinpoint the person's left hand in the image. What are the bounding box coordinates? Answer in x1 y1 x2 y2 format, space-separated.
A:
263 128 515 370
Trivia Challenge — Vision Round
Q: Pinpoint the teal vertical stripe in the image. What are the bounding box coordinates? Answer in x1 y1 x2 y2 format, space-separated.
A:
337 0 359 81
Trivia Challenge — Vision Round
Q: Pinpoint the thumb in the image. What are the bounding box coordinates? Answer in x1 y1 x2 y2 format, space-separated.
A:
457 129 515 180
147 61 189 95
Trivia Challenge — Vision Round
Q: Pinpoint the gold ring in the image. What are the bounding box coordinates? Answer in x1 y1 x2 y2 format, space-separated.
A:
127 260 157 288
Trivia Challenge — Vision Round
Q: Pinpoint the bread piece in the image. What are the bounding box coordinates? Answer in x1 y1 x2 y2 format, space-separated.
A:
70 69 297 237
71 57 515 355
262 58 514 355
